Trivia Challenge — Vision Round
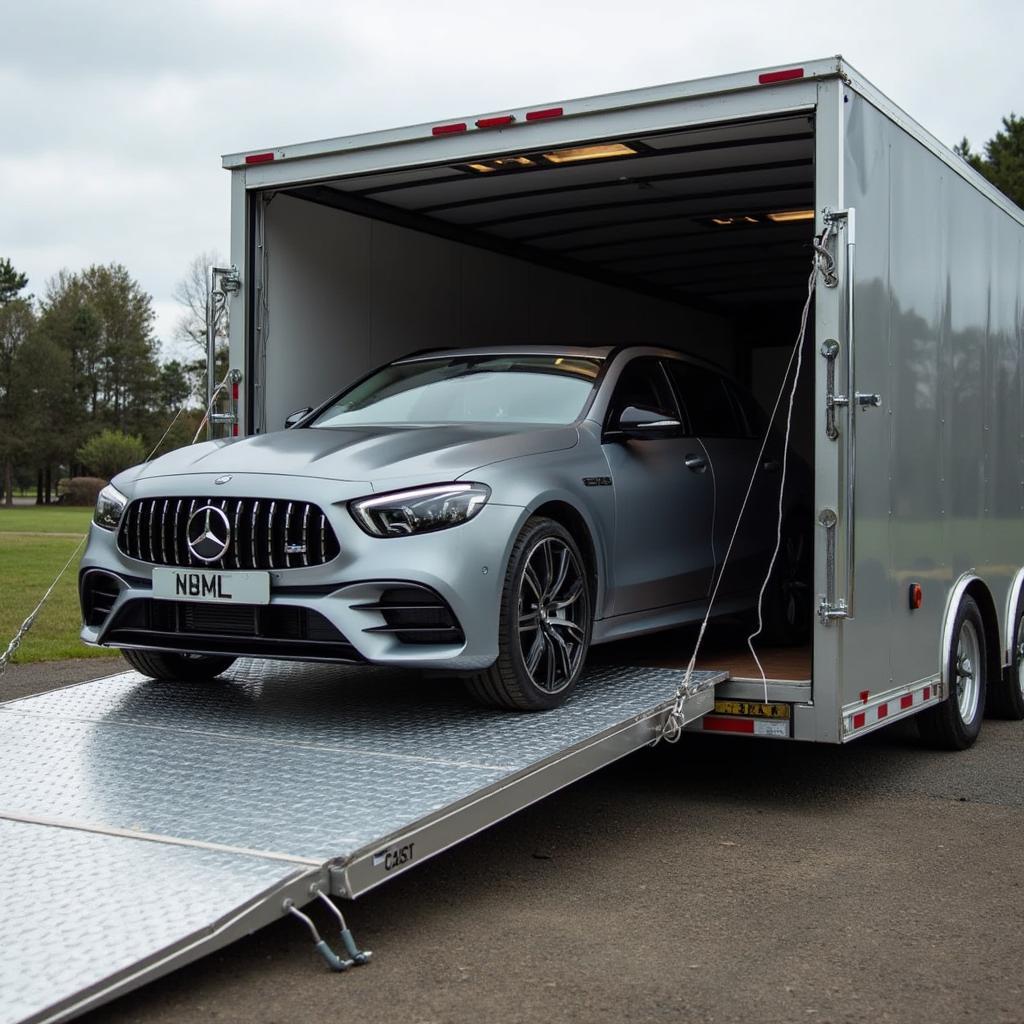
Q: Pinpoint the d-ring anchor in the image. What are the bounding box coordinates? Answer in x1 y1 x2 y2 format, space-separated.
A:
313 888 372 965
283 899 353 972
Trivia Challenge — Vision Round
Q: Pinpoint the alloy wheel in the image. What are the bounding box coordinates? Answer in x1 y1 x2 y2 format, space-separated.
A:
517 537 587 694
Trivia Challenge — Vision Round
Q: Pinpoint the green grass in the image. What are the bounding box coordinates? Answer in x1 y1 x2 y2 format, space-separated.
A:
0 505 106 664
0 505 94 534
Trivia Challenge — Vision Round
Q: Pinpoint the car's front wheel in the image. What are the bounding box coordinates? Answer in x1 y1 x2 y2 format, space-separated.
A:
465 517 592 711
121 649 236 682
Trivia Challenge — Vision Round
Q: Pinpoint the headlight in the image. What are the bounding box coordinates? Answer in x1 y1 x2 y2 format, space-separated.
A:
94 484 128 531
349 483 491 538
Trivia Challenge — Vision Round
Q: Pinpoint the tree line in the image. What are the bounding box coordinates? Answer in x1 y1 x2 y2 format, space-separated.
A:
0 256 223 506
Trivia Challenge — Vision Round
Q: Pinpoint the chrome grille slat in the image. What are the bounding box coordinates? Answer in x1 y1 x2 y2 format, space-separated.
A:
267 501 276 570
284 501 293 568
160 499 169 564
117 496 338 570
301 504 310 567
174 499 184 565
250 500 259 569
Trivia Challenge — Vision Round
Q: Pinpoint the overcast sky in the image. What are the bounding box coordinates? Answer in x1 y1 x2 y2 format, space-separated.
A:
2 0 1020 359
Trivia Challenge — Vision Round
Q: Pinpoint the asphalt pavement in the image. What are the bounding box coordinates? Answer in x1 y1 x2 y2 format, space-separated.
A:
3 657 1022 1024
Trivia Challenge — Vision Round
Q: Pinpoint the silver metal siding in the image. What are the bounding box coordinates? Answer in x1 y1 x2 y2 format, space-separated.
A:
840 91 1024 711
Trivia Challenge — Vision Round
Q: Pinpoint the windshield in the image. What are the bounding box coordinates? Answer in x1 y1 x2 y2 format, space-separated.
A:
309 354 603 428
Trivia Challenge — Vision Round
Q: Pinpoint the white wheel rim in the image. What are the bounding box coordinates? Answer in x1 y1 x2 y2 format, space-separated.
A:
955 619 981 725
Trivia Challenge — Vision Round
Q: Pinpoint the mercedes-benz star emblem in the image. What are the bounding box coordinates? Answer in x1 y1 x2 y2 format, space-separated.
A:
186 505 232 563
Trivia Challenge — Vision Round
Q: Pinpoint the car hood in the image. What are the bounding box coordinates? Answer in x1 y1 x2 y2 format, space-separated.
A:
122 423 579 488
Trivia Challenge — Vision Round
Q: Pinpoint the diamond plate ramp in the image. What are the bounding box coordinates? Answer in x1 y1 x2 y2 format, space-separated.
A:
0 660 721 1023
0 818 317 1024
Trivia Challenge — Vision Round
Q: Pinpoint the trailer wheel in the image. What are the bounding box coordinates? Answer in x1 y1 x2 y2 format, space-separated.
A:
988 601 1024 719
465 517 592 711
917 595 987 749
121 649 236 682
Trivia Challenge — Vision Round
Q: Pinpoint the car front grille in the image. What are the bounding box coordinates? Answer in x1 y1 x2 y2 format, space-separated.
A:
117 497 340 570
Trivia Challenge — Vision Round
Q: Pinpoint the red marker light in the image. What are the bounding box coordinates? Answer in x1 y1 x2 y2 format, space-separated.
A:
245 152 275 164
758 68 805 85
432 122 467 136
476 115 514 129
909 583 923 610
525 107 563 121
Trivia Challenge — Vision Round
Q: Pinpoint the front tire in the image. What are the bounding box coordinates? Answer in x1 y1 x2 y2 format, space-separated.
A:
917 595 987 749
121 649 236 682
465 517 592 711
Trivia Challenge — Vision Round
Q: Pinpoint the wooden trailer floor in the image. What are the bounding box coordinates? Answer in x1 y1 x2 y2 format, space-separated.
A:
591 624 812 682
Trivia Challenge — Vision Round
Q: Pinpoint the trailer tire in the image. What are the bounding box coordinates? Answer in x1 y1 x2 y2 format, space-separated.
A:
917 595 987 749
464 517 592 711
989 601 1024 720
121 649 236 682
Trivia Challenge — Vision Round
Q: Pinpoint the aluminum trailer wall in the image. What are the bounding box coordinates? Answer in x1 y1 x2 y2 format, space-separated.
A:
260 193 733 433
812 84 1024 742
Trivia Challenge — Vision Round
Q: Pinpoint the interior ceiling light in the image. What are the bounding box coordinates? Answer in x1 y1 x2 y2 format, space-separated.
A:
710 215 760 226
542 143 637 164
766 209 815 222
464 156 536 174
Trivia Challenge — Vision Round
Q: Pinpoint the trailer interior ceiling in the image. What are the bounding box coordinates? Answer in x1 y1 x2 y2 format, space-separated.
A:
286 112 814 315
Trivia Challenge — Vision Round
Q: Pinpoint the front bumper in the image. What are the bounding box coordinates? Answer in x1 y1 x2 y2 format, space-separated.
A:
79 474 523 671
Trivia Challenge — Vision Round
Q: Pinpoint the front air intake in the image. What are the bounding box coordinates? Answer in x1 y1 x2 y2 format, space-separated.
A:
117 497 340 570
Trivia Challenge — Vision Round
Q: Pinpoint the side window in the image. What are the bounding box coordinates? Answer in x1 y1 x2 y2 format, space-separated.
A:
665 361 744 438
607 357 679 426
724 381 764 438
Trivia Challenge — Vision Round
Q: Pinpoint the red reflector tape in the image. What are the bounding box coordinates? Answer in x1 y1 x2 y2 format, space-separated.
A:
703 716 755 734
758 68 805 84
877 702 889 719
853 712 866 729
232 424 238 437
476 115 514 129
525 107 563 121
432 122 467 136
900 694 914 710
923 685 931 700
231 381 239 401
245 152 275 165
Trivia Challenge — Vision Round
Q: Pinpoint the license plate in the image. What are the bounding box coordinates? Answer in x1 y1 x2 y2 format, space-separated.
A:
713 700 791 720
152 568 270 605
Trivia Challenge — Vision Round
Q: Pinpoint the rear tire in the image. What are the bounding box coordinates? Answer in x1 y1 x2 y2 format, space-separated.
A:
917 595 987 750
121 649 236 682
465 517 592 711
988 600 1024 720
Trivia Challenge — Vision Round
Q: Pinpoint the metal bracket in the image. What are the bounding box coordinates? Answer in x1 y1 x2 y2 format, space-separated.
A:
817 507 847 624
821 338 844 440
283 888 371 972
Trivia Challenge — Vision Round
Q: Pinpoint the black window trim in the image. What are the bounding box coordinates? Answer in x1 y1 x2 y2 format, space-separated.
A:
661 355 752 441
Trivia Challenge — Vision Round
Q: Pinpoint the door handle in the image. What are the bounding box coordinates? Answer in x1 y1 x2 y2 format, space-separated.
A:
762 459 781 473
684 453 707 473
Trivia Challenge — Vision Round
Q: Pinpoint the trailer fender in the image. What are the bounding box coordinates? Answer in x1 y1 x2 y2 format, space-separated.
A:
1002 567 1024 668
940 573 1000 694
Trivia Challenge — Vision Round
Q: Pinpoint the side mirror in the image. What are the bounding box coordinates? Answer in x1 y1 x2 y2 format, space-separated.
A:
607 405 681 441
284 407 313 429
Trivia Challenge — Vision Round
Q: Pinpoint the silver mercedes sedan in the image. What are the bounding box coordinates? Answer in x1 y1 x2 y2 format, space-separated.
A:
79 346 806 710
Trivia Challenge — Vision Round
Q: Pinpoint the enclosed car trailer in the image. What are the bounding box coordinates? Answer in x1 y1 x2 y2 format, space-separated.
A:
3 56 1023 1023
